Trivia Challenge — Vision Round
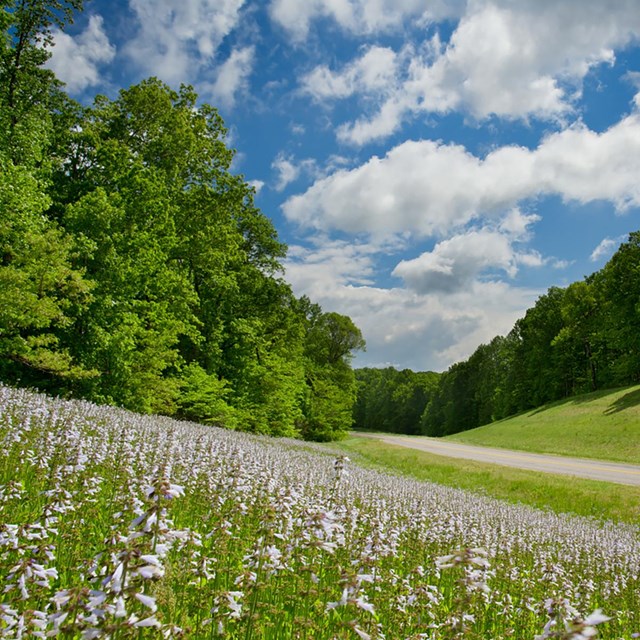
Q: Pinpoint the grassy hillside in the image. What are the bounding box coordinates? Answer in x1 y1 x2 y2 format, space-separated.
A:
3 383 640 638
447 384 640 463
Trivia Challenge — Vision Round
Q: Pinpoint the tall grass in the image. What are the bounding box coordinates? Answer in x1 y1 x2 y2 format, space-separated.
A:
1 384 638 638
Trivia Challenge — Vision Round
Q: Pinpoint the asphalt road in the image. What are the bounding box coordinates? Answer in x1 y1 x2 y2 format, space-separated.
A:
358 433 640 486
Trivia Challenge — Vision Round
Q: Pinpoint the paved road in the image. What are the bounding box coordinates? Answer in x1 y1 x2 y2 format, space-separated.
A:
358 433 640 486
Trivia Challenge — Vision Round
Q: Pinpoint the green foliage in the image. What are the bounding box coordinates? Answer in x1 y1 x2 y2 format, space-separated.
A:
0 0 83 163
0 4 365 440
299 301 366 440
0 155 93 386
354 367 439 434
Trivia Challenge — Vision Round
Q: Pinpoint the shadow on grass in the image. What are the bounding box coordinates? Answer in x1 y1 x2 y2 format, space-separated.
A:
526 386 631 416
604 388 640 414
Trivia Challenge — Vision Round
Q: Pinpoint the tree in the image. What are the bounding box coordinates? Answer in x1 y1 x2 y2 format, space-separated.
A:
299 302 365 441
0 5 367 440
0 155 93 386
0 2 92 389
0 0 83 163
596 232 640 384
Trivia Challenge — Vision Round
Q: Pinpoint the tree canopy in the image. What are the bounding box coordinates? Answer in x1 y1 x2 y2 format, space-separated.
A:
0 1 364 440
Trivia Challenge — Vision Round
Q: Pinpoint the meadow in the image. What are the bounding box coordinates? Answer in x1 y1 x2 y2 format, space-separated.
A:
447 384 640 463
1 384 639 639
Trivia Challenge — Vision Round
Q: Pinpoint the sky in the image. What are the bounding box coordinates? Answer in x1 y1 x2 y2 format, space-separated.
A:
47 0 640 373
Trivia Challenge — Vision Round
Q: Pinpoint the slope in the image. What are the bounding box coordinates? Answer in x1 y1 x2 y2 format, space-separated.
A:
446 384 640 463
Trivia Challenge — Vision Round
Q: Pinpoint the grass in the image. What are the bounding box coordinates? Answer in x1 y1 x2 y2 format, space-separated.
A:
447 383 640 463
3 384 640 638
332 435 640 525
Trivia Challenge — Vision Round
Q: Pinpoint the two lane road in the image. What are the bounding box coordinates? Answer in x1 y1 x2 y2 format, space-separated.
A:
358 433 640 486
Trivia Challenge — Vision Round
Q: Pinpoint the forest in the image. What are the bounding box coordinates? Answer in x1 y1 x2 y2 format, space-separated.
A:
354 231 640 437
3 2 640 444
0 0 365 441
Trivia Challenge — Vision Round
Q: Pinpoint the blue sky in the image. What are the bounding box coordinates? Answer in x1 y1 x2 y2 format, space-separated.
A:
48 0 640 372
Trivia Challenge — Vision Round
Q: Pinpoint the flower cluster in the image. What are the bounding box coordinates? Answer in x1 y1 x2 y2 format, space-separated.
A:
0 384 638 638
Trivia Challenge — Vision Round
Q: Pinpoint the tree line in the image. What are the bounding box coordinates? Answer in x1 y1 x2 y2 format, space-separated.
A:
354 232 640 437
0 0 365 441
353 368 440 434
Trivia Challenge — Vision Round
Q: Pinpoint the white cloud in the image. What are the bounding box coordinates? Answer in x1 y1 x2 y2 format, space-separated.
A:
336 97 407 144
499 209 541 241
270 0 464 41
208 46 255 109
48 15 115 92
301 46 398 100
284 113 640 239
284 237 379 292
590 234 627 262
271 153 319 191
272 154 300 191
284 240 539 371
124 0 246 84
248 179 265 194
392 230 519 294
326 1 640 144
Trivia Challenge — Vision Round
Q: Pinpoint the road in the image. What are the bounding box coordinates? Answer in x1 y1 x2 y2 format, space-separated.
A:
358 433 640 486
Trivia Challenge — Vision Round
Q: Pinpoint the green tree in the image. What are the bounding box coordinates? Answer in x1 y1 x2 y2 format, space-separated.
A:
0 156 92 386
552 280 601 393
57 79 311 431
0 0 83 163
0 1 92 389
596 232 640 384
300 303 365 441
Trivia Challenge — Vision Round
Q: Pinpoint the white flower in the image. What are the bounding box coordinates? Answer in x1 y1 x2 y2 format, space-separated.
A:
326 588 349 611
353 626 371 640
354 596 376 615
135 592 158 612
583 609 611 626
134 616 161 628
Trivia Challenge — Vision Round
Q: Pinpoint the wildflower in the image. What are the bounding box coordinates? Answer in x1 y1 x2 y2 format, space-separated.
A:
134 615 161 628
135 592 158 612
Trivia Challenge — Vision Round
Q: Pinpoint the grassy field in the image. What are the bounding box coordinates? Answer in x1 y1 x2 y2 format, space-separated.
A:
333 436 640 524
447 384 640 462
334 384 640 525
3 384 640 638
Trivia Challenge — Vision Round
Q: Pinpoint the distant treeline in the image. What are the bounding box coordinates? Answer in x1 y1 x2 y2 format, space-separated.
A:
0 1 364 441
355 231 640 437
353 368 440 434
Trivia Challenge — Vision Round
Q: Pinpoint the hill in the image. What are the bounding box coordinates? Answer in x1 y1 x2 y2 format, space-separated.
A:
446 384 640 463
2 383 640 637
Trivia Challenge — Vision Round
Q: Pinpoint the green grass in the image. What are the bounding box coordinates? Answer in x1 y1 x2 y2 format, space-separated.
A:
447 383 640 463
332 435 640 524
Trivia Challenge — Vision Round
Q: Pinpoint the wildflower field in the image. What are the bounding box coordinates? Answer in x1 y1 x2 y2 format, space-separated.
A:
1 385 639 639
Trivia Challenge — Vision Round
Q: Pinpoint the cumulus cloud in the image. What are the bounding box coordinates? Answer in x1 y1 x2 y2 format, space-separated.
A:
301 46 398 100
283 113 640 238
284 237 379 292
271 153 319 191
590 235 627 262
499 209 541 241
47 15 115 92
392 230 519 294
269 0 464 41
319 0 640 144
124 0 246 84
208 46 255 109
248 179 265 194
284 239 540 371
